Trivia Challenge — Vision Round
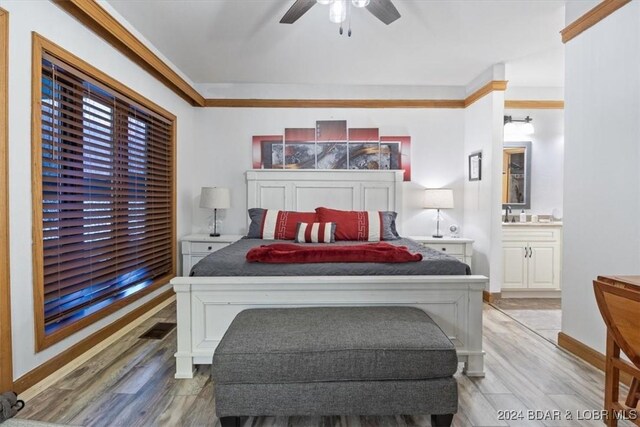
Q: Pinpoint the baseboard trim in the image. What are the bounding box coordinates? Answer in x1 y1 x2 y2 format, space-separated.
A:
500 289 561 299
14 289 175 396
557 331 631 386
483 291 501 303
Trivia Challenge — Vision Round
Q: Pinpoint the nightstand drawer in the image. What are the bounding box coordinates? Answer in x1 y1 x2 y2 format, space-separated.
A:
422 243 464 255
191 242 230 253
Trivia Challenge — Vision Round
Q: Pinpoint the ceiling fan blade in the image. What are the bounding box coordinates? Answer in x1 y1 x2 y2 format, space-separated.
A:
280 0 316 24
366 0 401 25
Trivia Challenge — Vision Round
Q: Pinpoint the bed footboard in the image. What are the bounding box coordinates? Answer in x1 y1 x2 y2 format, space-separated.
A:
171 275 487 379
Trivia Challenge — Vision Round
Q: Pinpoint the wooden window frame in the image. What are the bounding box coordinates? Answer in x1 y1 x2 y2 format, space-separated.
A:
0 7 12 390
31 33 176 351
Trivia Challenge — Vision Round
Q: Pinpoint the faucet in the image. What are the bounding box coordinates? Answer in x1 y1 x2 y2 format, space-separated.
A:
504 205 512 223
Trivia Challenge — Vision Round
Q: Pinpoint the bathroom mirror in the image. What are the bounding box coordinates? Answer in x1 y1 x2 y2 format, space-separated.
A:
502 141 531 209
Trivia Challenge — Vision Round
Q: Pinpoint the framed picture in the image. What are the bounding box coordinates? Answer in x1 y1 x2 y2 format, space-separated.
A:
252 121 412 181
469 152 482 181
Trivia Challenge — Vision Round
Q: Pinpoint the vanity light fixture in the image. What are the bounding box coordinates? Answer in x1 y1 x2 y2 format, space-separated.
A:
504 115 535 136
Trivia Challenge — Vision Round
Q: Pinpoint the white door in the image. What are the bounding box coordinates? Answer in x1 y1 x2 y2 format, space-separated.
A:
527 243 559 289
502 243 527 289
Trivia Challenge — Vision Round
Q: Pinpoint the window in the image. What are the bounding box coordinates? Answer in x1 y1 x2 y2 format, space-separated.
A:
33 36 175 350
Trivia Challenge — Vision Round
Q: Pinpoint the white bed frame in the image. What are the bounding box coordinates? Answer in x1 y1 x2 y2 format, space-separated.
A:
171 170 487 379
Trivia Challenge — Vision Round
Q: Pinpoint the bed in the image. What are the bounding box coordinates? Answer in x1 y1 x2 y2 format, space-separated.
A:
171 170 487 379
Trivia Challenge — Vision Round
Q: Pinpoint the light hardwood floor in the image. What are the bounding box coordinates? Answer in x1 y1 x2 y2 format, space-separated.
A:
491 298 561 344
16 303 633 427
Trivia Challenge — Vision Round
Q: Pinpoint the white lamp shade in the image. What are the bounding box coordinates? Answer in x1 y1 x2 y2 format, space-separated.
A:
424 188 454 209
200 187 230 209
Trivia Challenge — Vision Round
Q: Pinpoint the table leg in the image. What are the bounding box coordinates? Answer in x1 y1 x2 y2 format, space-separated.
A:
626 378 639 409
605 331 620 427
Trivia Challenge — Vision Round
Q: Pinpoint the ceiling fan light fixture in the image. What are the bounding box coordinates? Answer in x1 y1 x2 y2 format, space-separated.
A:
351 0 370 7
316 0 333 4
329 0 347 23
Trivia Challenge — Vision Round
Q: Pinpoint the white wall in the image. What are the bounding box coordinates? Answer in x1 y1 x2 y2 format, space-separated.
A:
463 93 505 292
191 108 466 238
504 108 564 217
562 1 640 353
1 0 196 379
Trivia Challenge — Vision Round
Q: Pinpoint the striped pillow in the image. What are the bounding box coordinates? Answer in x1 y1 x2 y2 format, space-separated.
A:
294 222 336 243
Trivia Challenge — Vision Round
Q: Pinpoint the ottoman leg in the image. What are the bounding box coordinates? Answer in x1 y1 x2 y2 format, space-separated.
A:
220 416 241 427
431 413 454 427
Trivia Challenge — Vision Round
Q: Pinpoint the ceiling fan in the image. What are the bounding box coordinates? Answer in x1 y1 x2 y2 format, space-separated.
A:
280 0 401 33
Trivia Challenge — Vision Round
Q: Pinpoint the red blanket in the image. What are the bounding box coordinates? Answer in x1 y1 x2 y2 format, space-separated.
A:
246 242 423 264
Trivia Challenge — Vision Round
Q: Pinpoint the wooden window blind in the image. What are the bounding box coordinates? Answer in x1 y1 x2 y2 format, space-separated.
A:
37 51 174 339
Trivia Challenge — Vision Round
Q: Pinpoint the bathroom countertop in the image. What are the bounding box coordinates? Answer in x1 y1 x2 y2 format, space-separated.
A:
502 222 563 227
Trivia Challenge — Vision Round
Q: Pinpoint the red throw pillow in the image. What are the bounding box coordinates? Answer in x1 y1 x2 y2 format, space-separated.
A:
247 208 318 240
315 207 384 241
294 222 336 243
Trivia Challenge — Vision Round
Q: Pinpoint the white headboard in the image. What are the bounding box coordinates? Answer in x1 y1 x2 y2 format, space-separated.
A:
246 169 403 231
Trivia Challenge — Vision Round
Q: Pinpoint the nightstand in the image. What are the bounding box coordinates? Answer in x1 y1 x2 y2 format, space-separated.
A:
181 234 243 276
408 236 474 267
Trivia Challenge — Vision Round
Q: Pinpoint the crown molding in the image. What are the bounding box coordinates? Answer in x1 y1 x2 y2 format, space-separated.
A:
203 81 508 109
561 0 632 44
52 0 205 106
51 1 511 111
464 80 508 107
204 98 466 108
505 100 564 109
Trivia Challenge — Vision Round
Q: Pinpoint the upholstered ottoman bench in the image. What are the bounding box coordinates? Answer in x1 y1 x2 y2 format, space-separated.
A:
212 306 458 427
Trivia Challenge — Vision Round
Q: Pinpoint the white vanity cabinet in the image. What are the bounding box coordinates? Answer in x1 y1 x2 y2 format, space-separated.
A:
502 224 562 292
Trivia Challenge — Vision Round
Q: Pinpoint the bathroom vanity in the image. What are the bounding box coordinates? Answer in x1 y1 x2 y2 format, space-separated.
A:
502 222 562 297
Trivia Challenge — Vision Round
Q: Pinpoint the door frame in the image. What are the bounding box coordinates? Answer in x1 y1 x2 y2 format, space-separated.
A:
0 7 13 391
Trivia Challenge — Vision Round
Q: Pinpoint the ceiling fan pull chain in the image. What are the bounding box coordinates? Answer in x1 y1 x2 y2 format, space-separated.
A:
348 0 352 36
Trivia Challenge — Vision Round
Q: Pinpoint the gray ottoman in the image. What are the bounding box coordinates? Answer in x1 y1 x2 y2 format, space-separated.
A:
212 306 458 427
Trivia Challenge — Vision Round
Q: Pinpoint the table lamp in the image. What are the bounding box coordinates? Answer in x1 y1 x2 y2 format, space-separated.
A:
424 188 454 238
200 187 231 237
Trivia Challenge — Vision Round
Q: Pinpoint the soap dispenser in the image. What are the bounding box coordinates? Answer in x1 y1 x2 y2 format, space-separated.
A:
520 210 527 223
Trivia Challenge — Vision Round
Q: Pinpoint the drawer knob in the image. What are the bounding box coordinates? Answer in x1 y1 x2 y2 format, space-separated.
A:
208 246 212 250
441 247 446 251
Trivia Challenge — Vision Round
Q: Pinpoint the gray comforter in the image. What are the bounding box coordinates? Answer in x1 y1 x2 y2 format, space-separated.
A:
190 237 471 277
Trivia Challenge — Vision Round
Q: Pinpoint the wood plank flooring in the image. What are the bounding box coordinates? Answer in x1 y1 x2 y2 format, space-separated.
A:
491 298 561 344
16 303 635 426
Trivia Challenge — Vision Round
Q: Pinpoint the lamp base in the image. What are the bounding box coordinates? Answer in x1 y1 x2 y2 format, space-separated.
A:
209 233 221 237
432 234 444 238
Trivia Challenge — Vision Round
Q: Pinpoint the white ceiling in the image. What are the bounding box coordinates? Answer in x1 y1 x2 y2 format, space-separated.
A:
106 0 566 88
